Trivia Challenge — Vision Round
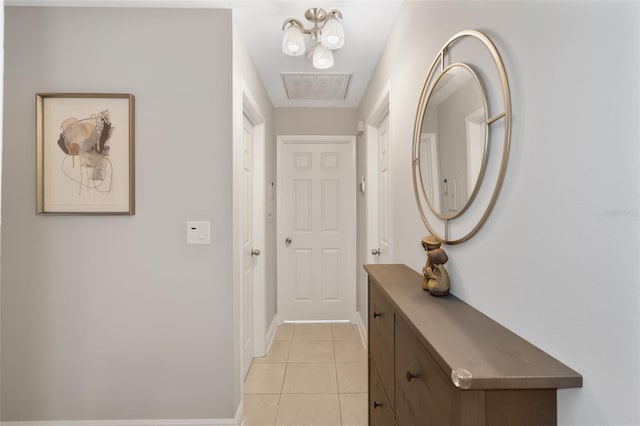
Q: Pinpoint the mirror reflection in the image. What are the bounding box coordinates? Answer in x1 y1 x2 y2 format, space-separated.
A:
419 64 487 218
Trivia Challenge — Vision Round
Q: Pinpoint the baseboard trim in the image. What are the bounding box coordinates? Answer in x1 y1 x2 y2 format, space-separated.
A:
1 418 239 426
234 396 244 426
281 319 350 323
264 314 278 355
355 310 368 348
3 387 244 426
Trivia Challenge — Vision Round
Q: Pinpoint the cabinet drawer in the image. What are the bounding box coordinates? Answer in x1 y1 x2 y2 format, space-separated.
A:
369 359 395 426
369 280 395 408
395 316 452 426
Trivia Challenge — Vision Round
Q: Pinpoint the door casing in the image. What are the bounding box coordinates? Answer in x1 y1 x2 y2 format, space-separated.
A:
239 84 266 381
366 83 393 266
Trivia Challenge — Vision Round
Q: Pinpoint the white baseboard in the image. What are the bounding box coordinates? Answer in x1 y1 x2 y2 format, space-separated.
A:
270 313 367 350
3 379 244 426
1 417 240 426
354 310 368 348
234 398 244 426
281 319 350 324
264 314 278 355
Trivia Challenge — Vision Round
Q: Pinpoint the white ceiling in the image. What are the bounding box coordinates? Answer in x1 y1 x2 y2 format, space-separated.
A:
230 1 403 108
8 0 403 109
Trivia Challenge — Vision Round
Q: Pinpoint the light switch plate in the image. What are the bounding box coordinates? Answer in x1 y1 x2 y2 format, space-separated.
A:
187 221 211 244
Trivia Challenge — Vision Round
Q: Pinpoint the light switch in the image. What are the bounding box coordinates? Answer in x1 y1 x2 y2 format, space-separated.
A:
187 221 211 244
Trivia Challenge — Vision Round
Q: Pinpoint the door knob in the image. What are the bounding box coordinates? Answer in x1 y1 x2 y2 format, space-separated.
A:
285 237 292 246
251 249 261 256
371 248 381 256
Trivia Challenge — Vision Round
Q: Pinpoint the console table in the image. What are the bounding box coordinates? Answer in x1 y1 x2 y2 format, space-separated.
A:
365 264 582 426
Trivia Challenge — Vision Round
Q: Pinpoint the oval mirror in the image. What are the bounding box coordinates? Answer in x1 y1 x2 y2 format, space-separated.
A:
418 63 488 219
412 29 511 245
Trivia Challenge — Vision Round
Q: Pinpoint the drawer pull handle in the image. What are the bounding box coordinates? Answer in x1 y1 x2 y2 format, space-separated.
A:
373 401 383 409
373 312 383 318
406 371 419 382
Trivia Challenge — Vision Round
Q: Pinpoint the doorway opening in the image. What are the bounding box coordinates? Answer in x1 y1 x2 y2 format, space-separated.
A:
276 135 357 323
239 86 266 380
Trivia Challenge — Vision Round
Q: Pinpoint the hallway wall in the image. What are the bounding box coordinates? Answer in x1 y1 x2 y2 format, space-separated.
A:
2 7 237 421
359 2 640 426
274 107 359 136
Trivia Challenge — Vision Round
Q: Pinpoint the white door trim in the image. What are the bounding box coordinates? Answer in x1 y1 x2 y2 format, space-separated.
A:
240 82 267 364
276 134 357 323
361 82 391 330
366 82 393 264
421 132 441 213
465 107 485 198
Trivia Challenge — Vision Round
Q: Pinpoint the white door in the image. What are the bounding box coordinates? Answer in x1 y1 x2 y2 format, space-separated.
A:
277 135 356 322
376 114 392 263
465 108 485 197
241 114 255 379
421 132 441 213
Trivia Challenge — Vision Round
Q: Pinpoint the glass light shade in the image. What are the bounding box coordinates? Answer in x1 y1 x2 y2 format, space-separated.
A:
312 45 334 69
282 25 305 56
321 17 345 50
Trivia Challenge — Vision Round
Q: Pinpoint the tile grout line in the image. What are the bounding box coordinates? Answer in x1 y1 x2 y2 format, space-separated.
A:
273 331 292 426
279 333 292 395
332 327 345 426
331 325 343 426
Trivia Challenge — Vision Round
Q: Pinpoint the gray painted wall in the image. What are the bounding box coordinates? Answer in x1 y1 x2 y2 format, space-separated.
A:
274 107 359 135
359 2 639 426
2 7 237 421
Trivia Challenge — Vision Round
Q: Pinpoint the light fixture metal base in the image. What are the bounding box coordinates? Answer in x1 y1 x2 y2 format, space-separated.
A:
304 8 327 24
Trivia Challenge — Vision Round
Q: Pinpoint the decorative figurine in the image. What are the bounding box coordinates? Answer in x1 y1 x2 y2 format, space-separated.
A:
421 235 450 296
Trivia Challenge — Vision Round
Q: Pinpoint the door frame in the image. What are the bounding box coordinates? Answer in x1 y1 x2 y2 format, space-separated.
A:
366 82 393 265
465 107 485 198
239 83 267 374
276 134 357 323
421 132 441 213
361 82 391 330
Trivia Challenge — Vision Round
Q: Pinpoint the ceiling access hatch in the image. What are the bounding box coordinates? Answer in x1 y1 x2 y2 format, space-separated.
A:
282 72 351 100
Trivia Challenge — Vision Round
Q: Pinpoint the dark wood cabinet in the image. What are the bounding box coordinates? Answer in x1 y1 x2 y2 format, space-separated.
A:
369 280 395 409
369 361 394 426
365 264 582 426
395 314 452 426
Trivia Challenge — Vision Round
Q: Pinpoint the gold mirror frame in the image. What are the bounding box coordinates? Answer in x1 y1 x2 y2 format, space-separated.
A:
412 30 511 244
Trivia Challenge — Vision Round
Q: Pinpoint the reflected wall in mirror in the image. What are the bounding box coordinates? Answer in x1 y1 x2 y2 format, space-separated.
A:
418 64 487 219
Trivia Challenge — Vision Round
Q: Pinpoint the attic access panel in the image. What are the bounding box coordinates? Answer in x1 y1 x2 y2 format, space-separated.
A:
282 72 351 100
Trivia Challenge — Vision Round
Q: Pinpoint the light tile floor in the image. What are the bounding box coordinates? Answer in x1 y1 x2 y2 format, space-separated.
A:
244 323 368 426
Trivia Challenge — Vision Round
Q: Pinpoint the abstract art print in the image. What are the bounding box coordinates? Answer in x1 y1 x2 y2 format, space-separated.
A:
36 93 135 214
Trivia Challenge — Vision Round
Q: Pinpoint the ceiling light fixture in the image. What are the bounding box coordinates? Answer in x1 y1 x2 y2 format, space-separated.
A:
282 8 344 70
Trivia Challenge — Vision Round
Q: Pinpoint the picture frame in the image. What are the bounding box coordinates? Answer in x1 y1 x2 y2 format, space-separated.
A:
36 93 135 215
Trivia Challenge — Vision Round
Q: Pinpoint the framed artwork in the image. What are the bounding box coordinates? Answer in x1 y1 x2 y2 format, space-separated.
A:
36 93 135 214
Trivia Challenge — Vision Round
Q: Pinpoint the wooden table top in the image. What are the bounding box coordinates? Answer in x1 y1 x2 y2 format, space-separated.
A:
365 263 582 390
